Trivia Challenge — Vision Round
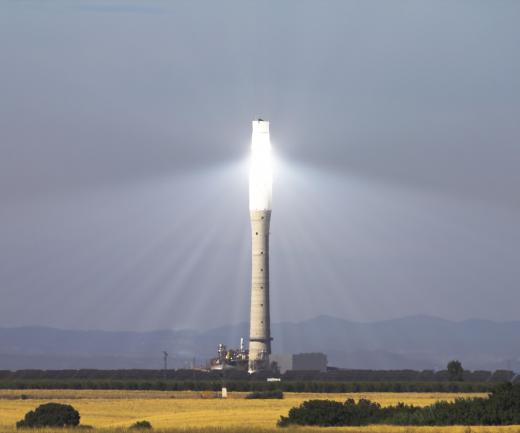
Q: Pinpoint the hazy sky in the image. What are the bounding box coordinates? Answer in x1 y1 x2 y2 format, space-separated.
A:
1 0 519 331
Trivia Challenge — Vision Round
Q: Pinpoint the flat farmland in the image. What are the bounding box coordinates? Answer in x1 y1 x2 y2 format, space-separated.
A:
0 389 500 431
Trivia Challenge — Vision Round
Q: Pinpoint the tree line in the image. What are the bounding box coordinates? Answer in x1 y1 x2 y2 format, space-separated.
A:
0 366 515 382
0 361 516 392
0 379 499 393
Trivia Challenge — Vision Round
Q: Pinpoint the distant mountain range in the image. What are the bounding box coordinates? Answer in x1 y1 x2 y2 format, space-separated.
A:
1 315 520 371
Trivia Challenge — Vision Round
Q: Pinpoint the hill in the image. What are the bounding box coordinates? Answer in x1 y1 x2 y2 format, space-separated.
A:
1 316 519 370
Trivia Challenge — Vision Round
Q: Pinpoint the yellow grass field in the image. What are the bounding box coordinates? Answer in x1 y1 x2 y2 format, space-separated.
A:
1 390 519 433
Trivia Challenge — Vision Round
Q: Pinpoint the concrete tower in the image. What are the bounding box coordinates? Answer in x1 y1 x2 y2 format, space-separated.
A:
248 119 273 373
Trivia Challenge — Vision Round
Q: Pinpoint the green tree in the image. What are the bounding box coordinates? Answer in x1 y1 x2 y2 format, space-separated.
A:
447 360 464 381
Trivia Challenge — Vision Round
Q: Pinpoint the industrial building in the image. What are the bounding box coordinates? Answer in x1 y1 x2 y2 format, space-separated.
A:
292 353 328 372
268 353 329 373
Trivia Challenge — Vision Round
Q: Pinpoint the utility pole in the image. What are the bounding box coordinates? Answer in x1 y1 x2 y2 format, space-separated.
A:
162 351 168 379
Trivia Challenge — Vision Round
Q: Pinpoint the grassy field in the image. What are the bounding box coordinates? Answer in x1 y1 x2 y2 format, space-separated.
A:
1 428 520 433
2 426 520 433
0 389 501 432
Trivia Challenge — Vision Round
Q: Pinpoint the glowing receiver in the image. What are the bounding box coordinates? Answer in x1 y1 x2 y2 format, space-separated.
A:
249 120 272 211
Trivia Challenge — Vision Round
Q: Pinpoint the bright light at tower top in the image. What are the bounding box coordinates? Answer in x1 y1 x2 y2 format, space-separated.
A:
249 119 272 211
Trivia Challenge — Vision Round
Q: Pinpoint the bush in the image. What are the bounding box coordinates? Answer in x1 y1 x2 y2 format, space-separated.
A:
16 402 80 428
129 420 153 430
279 383 520 427
279 398 383 426
246 390 283 399
278 399 356 426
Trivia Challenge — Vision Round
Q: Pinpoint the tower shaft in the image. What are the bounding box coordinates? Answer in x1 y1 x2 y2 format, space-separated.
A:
248 209 271 372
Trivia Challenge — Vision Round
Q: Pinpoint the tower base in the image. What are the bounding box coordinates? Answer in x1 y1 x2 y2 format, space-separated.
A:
248 209 272 373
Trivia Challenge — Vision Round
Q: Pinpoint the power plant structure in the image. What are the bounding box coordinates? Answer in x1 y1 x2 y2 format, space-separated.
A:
248 119 273 373
206 122 330 374
209 119 273 373
209 338 248 371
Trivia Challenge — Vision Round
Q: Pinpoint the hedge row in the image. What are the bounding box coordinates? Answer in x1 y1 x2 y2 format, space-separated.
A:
279 383 520 426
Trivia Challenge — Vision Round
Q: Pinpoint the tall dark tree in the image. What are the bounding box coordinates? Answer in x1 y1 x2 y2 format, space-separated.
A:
447 360 464 381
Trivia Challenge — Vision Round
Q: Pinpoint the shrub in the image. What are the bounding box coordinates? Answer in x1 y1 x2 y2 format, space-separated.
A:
246 390 283 399
279 400 347 426
129 420 153 430
16 402 80 428
343 398 384 425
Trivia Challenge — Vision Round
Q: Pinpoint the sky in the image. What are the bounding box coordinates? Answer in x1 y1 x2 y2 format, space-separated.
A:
0 0 519 331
